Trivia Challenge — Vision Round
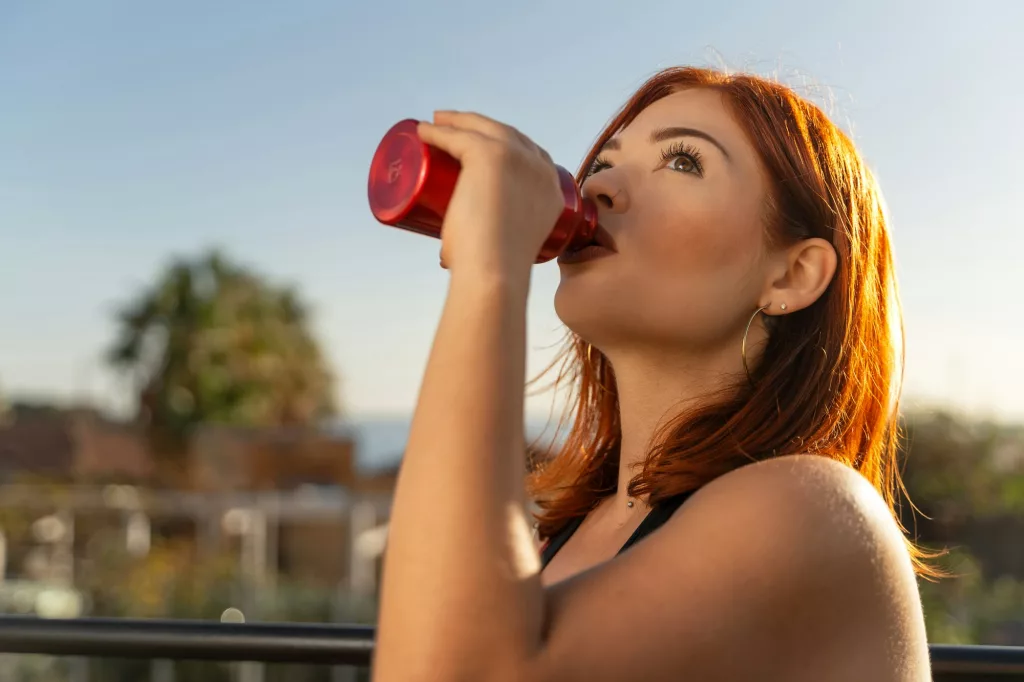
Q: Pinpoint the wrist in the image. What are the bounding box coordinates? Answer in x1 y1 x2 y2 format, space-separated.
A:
447 266 531 302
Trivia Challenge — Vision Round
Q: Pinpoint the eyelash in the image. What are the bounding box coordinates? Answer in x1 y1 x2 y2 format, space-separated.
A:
587 141 705 178
660 141 704 176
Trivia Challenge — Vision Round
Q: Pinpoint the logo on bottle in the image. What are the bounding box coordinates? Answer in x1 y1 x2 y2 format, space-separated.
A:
387 159 403 184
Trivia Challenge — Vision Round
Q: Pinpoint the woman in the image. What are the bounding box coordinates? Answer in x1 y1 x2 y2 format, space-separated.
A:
372 67 934 681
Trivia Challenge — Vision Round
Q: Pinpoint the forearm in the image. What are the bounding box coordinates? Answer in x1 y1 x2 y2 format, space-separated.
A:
373 272 544 681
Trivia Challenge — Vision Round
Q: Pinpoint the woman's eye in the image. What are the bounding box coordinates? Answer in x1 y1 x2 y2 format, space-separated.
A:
660 142 704 177
668 155 698 174
588 157 611 177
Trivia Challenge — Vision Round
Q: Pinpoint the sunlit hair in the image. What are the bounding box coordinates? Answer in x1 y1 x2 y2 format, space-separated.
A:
527 66 939 577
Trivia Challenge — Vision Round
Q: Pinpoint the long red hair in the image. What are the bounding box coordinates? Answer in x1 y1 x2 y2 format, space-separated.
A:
528 66 938 577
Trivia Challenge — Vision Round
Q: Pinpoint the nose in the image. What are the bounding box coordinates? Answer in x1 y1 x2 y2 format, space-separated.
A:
582 170 630 214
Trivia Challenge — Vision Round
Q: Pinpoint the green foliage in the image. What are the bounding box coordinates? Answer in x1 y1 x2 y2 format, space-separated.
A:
919 549 1024 645
0 378 9 426
903 410 1024 520
902 410 1024 644
107 249 337 464
77 535 369 682
81 537 238 620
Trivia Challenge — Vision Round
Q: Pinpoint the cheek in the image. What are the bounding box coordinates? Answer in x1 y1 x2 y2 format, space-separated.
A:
555 181 767 346
620 189 766 335
637 191 759 274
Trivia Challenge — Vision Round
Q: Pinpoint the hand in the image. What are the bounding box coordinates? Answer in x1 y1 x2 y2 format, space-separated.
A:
417 111 565 284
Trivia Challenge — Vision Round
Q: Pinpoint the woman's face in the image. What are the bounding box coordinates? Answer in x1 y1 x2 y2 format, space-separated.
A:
555 88 775 356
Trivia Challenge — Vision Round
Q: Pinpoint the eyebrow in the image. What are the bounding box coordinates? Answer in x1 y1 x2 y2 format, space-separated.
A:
602 126 731 160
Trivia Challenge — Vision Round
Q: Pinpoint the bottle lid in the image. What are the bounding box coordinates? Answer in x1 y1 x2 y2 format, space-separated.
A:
368 119 428 224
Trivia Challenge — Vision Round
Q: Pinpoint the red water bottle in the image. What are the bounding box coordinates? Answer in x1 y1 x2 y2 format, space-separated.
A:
367 119 597 263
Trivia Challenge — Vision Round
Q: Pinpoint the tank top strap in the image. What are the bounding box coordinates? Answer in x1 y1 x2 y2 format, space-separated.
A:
540 490 697 569
539 514 585 568
618 489 695 554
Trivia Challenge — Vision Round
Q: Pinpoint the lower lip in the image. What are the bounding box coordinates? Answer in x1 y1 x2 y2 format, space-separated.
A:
557 245 616 265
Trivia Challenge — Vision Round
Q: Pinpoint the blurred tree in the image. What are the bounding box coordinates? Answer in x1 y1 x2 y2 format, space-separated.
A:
918 549 1024 645
900 409 1024 645
107 250 337 478
0 378 9 426
902 410 1024 524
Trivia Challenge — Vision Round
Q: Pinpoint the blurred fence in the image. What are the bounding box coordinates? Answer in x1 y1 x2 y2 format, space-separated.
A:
0 616 1021 681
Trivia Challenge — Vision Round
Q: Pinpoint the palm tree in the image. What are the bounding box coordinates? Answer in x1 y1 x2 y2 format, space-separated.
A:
108 250 337 474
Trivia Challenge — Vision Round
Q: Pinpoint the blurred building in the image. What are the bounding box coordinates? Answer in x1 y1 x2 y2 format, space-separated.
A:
0 403 397 616
189 424 396 590
0 404 153 484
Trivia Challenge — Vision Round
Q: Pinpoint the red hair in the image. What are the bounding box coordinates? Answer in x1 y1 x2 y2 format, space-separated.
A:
528 66 938 577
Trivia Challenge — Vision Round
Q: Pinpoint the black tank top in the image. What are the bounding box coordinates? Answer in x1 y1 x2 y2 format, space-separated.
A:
540 491 697 568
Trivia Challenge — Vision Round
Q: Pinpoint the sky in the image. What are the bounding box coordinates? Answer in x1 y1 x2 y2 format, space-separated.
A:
2 0 1023 422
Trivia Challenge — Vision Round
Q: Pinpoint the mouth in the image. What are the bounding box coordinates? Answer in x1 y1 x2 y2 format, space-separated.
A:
590 223 617 252
557 223 617 265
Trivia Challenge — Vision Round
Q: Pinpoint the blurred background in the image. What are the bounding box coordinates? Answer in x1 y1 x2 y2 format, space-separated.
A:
1 0 1023 679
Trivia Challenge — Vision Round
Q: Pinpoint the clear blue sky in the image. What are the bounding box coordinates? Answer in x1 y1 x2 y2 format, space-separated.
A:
2 0 1022 420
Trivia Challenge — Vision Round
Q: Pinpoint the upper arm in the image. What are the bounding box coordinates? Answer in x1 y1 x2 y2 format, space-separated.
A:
524 456 929 682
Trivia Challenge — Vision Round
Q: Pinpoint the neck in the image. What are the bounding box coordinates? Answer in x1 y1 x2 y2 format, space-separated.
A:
605 343 746 510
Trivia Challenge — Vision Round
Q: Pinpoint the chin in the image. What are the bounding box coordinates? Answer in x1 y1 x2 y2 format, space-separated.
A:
554 277 620 346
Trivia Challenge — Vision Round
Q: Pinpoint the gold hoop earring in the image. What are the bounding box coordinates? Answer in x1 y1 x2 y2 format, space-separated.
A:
742 303 772 387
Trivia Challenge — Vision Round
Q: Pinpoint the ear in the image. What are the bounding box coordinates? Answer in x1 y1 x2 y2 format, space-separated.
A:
760 238 837 315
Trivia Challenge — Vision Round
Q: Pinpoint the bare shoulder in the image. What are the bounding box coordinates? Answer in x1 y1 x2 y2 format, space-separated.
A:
535 454 932 682
666 454 930 673
677 454 923 610
688 453 911 558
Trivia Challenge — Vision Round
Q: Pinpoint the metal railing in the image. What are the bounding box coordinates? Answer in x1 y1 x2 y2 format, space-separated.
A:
0 616 1022 680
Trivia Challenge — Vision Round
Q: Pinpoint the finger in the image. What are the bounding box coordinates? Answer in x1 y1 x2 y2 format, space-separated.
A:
433 110 532 148
417 122 491 162
438 248 449 270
